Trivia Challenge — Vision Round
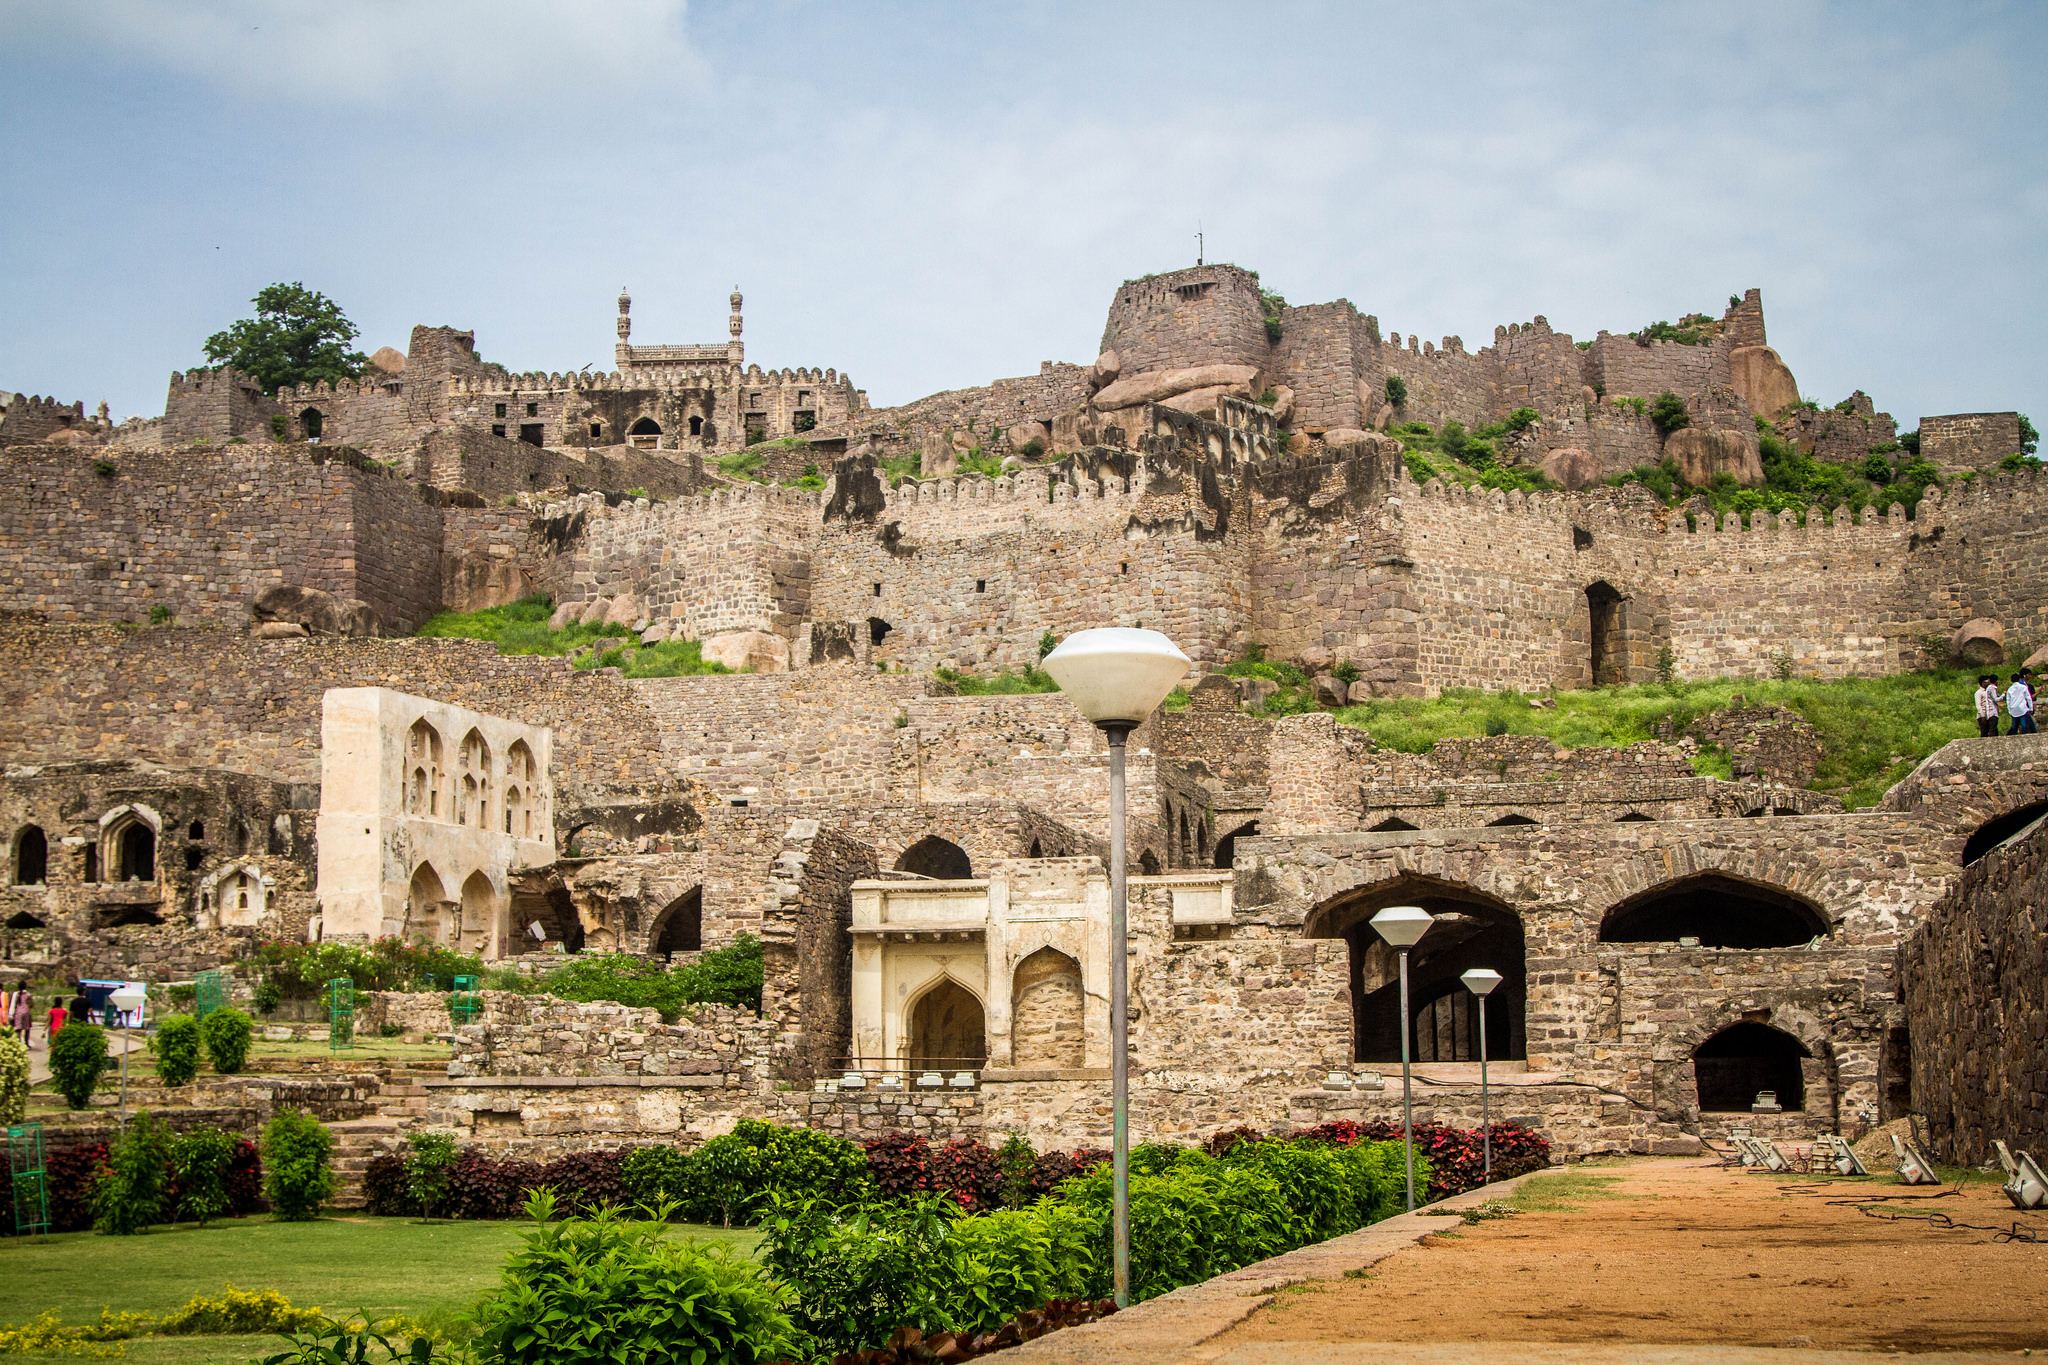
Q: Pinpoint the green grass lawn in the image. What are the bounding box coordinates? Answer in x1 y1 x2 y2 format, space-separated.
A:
1335 669 1984 810
415 595 733 679
0 1214 759 1363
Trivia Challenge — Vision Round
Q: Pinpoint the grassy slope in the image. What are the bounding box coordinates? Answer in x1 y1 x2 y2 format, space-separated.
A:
1335 670 1980 810
0 1216 758 1364
413 596 733 679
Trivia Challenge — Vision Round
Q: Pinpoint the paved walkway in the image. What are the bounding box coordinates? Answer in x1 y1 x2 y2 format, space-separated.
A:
24 1028 142 1086
1006 1158 2043 1364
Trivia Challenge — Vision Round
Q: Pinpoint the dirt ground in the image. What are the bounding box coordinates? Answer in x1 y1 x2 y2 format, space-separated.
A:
1219 1159 2047 1355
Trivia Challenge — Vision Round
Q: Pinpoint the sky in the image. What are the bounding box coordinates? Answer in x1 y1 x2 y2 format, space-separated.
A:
2 1 2043 430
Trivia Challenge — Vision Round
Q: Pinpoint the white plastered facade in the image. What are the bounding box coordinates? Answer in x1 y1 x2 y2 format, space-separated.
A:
316 688 555 955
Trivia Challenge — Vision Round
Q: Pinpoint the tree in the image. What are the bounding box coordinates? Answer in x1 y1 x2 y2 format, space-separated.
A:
202 283 368 394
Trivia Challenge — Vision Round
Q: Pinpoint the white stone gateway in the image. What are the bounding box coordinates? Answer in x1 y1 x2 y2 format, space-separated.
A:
316 688 555 955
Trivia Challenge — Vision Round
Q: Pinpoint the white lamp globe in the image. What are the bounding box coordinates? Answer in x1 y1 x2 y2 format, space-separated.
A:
1369 905 1433 948
1461 967 1504 996
109 983 147 1011
1041 628 1191 729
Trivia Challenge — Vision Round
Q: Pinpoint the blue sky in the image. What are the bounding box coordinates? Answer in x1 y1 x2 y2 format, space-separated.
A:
3 1 2042 430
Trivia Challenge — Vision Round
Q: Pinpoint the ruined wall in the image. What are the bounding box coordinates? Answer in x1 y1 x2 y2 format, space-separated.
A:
0 395 90 447
1922 412 2030 472
440 504 546 616
0 443 445 633
277 376 412 451
1902 817 2048 1163
1273 302 1368 432
158 369 279 444
413 426 704 502
1776 393 1897 466
1583 333 1732 402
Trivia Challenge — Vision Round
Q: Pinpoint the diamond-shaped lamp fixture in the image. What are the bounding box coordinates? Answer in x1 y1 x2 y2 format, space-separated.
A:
1461 967 1504 996
1042 628 1192 728
1369 905 1433 947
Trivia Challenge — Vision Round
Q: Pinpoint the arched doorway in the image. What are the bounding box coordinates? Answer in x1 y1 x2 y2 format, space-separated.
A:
1369 817 1419 832
14 825 47 885
1487 814 1537 827
1587 581 1625 684
1962 799 2048 865
908 977 986 1069
896 835 971 880
407 719 444 819
115 820 156 882
1312 876 1527 1065
1010 947 1084 1068
868 617 892 648
650 888 702 958
459 871 498 949
1598 872 1829 949
4 910 45 929
299 407 323 439
1694 1022 1809 1111
628 417 661 449
408 863 451 942
1214 820 1258 869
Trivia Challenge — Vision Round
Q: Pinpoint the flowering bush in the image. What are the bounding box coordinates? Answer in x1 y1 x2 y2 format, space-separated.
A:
1303 1119 1550 1199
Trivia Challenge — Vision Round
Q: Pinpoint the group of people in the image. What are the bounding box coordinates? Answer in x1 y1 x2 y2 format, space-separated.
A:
1976 669 2038 736
1 985 93 1049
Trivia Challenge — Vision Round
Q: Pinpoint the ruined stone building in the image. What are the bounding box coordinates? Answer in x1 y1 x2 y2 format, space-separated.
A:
1 265 2043 1167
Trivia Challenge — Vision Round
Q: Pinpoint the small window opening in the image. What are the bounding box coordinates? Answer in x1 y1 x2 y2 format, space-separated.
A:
589 422 603 438
868 617 892 646
184 847 203 871
689 416 704 436
15 827 47 885
525 402 538 417
976 580 986 593
495 403 508 418
188 821 204 840
519 423 544 446
84 845 99 882
491 424 506 437
299 408 323 439
873 583 882 596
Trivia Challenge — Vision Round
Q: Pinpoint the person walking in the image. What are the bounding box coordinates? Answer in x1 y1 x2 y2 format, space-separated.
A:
45 995 67 1041
9 986 29 1045
1976 674 2004 737
2006 672 2037 735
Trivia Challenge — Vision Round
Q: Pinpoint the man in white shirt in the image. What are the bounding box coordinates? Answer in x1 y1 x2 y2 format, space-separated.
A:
1976 675 2003 737
2006 673 2037 735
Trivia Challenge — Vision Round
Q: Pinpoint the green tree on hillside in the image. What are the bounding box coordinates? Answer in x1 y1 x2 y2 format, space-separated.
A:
203 283 368 393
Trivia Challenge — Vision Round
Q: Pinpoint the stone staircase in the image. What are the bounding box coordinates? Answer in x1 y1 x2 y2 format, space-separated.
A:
326 1061 446 1208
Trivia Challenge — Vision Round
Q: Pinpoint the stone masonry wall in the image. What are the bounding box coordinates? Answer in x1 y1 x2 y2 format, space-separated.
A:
1901 816 2048 1164
1099 266 1271 377
1922 412 2029 472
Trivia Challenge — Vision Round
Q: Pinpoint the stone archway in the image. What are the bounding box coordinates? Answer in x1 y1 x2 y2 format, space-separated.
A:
1010 947 1084 1068
1693 1021 1810 1112
1598 871 1830 948
907 977 986 1069
650 888 703 958
896 835 972 880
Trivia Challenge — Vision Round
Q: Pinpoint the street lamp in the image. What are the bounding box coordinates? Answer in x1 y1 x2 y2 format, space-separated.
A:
1041 627 1191 1308
1460 967 1503 1183
1370 905 1433 1212
107 982 147 1126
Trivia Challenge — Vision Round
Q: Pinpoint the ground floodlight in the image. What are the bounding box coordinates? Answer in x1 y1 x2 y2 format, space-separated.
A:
1041 628 1191 729
1995 1141 2047 1209
1891 1132 1940 1185
1370 905 1433 947
1461 968 1503 996
1816 1133 1867 1177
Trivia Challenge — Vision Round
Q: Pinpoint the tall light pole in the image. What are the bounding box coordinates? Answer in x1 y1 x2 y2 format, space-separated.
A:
1042 627 1191 1309
1370 905 1433 1212
108 982 147 1126
1461 967 1503 1183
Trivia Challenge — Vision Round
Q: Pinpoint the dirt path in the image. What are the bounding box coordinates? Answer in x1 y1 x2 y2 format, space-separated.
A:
1215 1159 2047 1356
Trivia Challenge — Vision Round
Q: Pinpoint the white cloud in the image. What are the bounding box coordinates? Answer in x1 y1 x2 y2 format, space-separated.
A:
31 0 706 107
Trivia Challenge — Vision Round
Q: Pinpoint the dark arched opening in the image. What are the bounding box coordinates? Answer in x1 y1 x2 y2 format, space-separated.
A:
299 408 323 439
688 415 704 436
101 904 164 928
15 826 47 885
1487 814 1537 827
1693 1022 1808 1112
1615 812 1654 823
896 835 972 880
1214 821 1257 869
1599 872 1828 948
116 822 156 882
629 417 660 435
1316 878 1527 1065
867 617 892 647
651 888 703 958
5 910 46 929
1027 838 1043 858
908 978 986 1069
1962 799 2048 866
1587 580 1625 684
1138 849 1161 876
1369 817 1419 832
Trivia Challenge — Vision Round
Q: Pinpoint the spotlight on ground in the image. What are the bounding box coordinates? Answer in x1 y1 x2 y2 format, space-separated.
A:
1891 1132 1940 1185
1816 1133 1867 1176
1994 1141 2047 1209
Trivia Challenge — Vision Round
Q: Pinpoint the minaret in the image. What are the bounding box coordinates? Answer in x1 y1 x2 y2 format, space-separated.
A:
727 286 744 367
615 286 632 368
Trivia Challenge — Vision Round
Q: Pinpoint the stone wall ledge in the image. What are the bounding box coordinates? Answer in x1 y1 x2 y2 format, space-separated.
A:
982 1067 1113 1083
423 1075 725 1089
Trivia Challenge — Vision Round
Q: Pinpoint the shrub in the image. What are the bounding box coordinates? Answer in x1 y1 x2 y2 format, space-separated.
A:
406 1131 459 1220
533 936 763 1021
1504 406 1539 433
538 1148 627 1218
0 1032 27 1125
44 1142 110 1232
261 1109 335 1220
169 1126 240 1225
49 1022 108 1109
1649 391 1690 435
253 978 284 1015
1384 375 1407 408
361 1152 413 1217
997 1132 1035 1210
156 1284 324 1336
622 1144 693 1210
92 1110 171 1234
1336 1119 1549 1200
929 1138 1003 1212
151 1013 203 1086
684 1121 869 1226
469 1190 802 1365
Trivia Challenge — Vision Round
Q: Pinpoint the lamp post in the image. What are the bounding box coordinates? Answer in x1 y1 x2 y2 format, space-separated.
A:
107 982 147 1126
1042 627 1191 1309
1460 967 1503 1183
1369 905 1433 1212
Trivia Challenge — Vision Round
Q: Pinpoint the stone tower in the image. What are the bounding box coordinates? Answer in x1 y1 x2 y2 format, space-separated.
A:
615 287 632 368
727 287 744 367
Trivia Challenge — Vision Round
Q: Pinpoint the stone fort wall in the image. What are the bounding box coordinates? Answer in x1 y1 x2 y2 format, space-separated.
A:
0 442 446 634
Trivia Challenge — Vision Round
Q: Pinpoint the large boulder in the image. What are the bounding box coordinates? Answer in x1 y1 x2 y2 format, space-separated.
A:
1540 446 1601 491
1268 385 1295 424
441 550 530 616
1312 674 1350 708
547 601 582 631
1729 345 1798 421
1092 364 1260 411
1159 383 1250 417
604 592 643 627
702 630 788 674
367 346 407 376
1664 428 1765 488
250 584 380 638
1952 618 2006 667
1089 349 1122 389
578 597 612 627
